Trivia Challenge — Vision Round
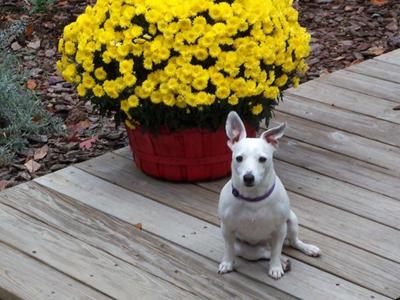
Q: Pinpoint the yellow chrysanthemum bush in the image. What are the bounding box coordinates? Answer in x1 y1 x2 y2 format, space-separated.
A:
57 0 310 133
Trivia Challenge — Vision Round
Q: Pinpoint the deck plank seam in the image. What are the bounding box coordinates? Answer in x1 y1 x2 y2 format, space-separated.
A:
24 183 298 300
195 181 400 232
0 187 208 300
345 69 400 85
274 157 400 202
31 176 392 299
282 89 400 126
314 78 400 105
274 129 397 177
1 195 209 300
276 96 400 147
73 163 400 283
0 236 115 300
112 149 400 230
375 57 400 67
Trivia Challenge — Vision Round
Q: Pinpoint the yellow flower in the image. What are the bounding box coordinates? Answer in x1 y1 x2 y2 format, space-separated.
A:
61 63 76 83
194 48 208 61
77 84 87 97
212 23 226 36
252 104 263 115
124 73 137 87
293 76 300 88
192 77 208 91
94 67 107 80
58 38 64 53
209 5 223 20
125 118 136 129
57 0 311 123
119 59 134 74
82 59 94 72
167 78 179 91
93 84 105 97
216 87 230 99
275 74 288 87
142 79 155 93
121 95 139 113
228 95 239 105
103 80 119 98
82 73 95 89
145 9 161 23
150 91 162 103
64 41 76 55
264 86 279 99
179 18 191 31
163 93 175 106
102 51 112 64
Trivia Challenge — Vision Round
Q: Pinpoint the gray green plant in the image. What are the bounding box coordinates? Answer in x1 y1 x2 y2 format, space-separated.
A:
0 20 26 50
0 53 64 166
28 0 56 13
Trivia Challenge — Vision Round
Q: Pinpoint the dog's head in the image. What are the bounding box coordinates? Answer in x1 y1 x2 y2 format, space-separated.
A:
226 111 285 188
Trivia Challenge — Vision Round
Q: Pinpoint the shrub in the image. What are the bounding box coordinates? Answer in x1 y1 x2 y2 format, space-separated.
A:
0 53 63 165
28 0 56 13
57 0 310 133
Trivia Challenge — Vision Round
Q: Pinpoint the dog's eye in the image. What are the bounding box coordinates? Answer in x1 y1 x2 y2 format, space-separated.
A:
236 156 243 162
259 156 267 163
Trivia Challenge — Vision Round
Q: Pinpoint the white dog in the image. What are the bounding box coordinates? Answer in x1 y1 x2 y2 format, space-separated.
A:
218 111 320 280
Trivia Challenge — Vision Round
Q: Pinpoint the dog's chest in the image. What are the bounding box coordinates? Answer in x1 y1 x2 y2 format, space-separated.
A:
223 202 286 244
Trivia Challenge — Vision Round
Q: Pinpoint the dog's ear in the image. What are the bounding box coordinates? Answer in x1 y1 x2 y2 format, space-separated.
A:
261 123 286 148
226 111 247 149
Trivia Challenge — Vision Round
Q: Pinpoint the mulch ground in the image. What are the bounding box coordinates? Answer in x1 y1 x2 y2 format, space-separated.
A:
0 0 399 189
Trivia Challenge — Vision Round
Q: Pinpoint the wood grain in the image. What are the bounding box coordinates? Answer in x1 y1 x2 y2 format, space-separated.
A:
197 176 400 265
0 202 201 300
277 93 400 148
375 48 400 66
270 111 400 175
320 70 400 103
347 59 400 83
0 242 110 300
0 182 292 300
39 162 399 298
285 80 400 125
117 147 400 230
275 137 400 201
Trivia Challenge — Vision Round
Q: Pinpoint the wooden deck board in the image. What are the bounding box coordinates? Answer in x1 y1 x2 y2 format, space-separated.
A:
375 48 400 65
0 242 111 300
275 94 400 148
347 59 400 83
77 153 400 298
0 182 290 300
276 138 400 201
0 200 201 300
34 167 390 300
285 81 400 125
271 112 400 176
319 70 400 103
1 49 400 299
115 148 400 232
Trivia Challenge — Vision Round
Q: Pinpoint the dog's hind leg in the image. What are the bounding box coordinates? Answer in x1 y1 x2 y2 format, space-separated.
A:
287 211 321 257
234 240 291 271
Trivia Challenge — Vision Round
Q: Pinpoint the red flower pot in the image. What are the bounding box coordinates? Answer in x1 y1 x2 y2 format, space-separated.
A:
126 124 256 182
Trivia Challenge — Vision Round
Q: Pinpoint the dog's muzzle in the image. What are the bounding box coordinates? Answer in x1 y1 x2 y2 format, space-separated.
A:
243 173 255 186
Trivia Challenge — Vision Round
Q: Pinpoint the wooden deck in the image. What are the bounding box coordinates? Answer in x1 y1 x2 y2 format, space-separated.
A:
1 49 400 300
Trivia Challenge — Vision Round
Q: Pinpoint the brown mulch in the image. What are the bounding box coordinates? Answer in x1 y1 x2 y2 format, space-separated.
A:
0 0 399 189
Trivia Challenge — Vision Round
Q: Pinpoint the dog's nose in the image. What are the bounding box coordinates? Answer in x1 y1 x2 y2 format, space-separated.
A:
243 174 255 186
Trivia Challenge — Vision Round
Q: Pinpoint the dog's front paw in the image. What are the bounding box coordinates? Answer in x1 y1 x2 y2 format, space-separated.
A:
218 261 234 274
268 265 284 280
303 244 321 257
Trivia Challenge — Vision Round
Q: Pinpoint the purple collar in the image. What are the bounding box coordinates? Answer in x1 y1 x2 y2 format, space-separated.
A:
232 182 276 202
